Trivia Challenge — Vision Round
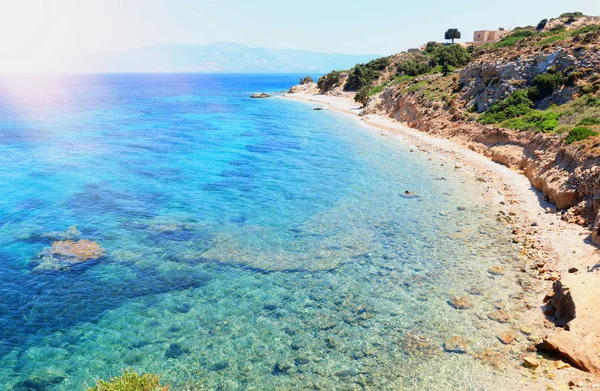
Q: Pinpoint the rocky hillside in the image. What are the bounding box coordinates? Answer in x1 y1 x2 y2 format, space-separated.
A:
317 12 600 246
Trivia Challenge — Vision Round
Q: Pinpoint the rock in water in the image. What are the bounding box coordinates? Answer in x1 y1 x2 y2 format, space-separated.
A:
444 336 468 353
448 295 474 309
488 309 511 323
44 240 105 262
488 265 505 275
165 343 187 359
34 240 106 271
250 93 271 98
497 330 517 344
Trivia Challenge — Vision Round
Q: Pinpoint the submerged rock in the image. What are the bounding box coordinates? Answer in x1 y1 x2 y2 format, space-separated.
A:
33 239 106 271
44 240 105 262
477 348 503 368
488 309 511 323
273 361 292 375
448 295 474 310
444 336 469 353
42 226 81 242
497 330 517 344
165 343 187 359
488 265 505 275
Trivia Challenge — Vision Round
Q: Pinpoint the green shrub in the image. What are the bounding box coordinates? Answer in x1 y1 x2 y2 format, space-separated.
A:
478 90 534 124
566 71 584 86
344 57 389 91
585 95 600 107
317 71 341 93
560 11 584 19
572 24 600 36
578 117 600 126
537 19 548 31
529 72 564 100
429 44 470 68
579 83 595 95
424 41 440 53
495 35 526 48
397 58 432 76
564 126 598 144
354 86 371 106
392 74 414 84
503 110 560 132
365 57 390 71
299 76 314 85
345 65 378 91
511 29 536 38
550 25 566 32
87 369 168 391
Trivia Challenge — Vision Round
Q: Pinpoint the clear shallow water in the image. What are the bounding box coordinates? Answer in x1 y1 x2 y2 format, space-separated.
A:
0 74 535 390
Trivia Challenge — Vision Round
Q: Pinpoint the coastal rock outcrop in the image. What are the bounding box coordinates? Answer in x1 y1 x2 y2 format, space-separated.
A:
288 82 318 94
539 273 600 374
250 93 271 99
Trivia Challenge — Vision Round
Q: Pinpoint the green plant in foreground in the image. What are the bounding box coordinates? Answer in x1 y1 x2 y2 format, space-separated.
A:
564 126 598 144
86 369 168 391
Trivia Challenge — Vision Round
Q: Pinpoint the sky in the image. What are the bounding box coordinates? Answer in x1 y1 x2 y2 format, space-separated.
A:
0 0 599 72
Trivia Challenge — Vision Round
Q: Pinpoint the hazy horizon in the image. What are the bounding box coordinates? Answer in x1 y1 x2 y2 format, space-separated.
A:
1 0 599 72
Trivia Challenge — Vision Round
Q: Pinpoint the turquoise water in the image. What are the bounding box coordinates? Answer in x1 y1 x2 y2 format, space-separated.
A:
0 74 535 390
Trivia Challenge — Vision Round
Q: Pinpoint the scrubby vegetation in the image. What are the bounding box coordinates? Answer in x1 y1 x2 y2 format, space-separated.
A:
311 11 600 148
528 72 565 100
354 86 371 106
317 70 342 93
299 76 314 85
478 90 534 124
565 126 598 144
397 54 432 76
344 57 390 91
503 109 560 132
86 369 169 391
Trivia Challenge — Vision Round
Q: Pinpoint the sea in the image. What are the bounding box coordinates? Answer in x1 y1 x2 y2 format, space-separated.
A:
0 74 536 390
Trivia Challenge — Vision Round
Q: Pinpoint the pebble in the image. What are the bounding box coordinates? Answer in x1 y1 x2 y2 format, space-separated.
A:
498 330 517 344
523 355 540 368
488 265 505 275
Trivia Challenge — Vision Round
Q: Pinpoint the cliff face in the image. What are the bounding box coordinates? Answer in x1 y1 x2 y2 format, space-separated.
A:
362 46 600 244
460 47 600 111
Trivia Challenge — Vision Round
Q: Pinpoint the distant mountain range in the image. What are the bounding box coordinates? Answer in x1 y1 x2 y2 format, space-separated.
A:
80 42 382 73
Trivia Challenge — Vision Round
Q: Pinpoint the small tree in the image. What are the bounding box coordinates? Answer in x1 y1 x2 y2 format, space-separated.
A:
299 76 314 85
444 28 462 44
354 86 370 107
536 19 548 31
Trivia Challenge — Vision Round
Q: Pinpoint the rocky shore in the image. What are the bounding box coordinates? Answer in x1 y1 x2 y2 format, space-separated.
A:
282 88 600 388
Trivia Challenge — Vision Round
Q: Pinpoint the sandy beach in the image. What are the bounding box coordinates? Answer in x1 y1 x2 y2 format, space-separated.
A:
282 90 600 388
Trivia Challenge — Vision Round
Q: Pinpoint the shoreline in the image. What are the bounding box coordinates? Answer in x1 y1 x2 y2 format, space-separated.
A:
281 91 600 385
